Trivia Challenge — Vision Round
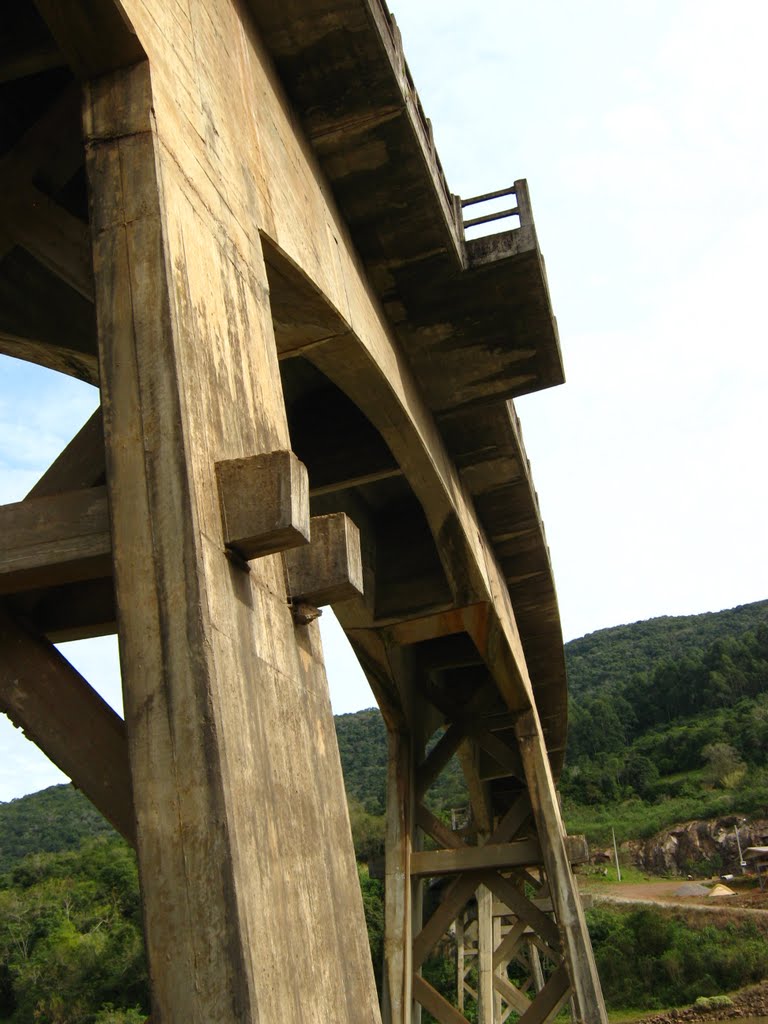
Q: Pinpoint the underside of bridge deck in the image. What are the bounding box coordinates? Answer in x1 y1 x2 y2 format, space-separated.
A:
0 2 607 1022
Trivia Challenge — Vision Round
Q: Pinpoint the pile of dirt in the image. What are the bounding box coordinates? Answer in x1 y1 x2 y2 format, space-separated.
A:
674 882 710 897
707 883 736 898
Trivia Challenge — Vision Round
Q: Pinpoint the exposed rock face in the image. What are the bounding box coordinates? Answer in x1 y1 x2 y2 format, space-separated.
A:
625 817 768 876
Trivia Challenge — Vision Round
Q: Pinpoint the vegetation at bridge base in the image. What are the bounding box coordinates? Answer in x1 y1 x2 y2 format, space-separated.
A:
3 808 768 1021
417 905 768 1021
2 598 768 1019
0 837 391 1024
586 905 768 1011
0 838 148 1024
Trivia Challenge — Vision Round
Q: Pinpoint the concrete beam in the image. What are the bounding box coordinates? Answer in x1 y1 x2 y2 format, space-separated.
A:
0 487 111 596
0 184 94 301
493 894 594 918
27 408 105 498
0 606 134 843
33 0 145 78
410 840 544 877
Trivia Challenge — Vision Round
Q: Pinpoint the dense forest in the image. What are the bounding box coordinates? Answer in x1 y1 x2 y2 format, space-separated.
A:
564 599 768 696
0 838 147 1023
2 597 768 1021
561 602 768 841
0 788 114 876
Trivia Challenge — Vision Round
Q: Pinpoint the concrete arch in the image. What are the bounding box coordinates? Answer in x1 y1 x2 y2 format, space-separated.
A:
263 233 567 758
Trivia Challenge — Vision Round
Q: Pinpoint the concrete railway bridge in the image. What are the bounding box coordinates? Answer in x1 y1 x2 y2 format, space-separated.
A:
0 1 608 1022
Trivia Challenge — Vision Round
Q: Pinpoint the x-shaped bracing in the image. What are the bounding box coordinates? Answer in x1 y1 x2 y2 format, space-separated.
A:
408 673 585 1024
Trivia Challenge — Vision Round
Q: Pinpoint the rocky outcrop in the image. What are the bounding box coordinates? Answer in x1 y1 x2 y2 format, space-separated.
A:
625 817 768 876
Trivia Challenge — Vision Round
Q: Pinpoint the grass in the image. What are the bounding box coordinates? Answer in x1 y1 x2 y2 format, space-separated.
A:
563 779 768 847
606 1009 662 1023
578 863 666 886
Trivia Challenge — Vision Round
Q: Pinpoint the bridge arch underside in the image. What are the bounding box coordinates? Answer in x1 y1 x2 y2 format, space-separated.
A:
268 238 566 751
0 3 607 1023
268 246 597 1024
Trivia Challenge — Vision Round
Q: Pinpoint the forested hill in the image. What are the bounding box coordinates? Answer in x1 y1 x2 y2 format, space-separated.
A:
2 597 767 869
565 599 768 697
0 784 115 874
565 597 768 765
562 598 768 838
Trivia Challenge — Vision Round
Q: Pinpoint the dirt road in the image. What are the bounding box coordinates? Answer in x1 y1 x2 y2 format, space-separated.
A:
591 880 768 915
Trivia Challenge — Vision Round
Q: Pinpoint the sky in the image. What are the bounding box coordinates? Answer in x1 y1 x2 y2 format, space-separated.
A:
1 0 767 801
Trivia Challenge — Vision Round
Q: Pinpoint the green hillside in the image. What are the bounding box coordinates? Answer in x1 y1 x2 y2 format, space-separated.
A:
334 707 387 814
3 598 767 866
0 785 116 875
565 598 768 697
562 600 768 842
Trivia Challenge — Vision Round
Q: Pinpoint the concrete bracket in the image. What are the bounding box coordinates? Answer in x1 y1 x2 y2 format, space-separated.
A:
284 512 364 607
215 450 310 561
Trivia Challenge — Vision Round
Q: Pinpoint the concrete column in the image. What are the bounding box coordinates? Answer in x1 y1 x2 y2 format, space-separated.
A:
382 728 414 1024
456 913 465 1014
86 60 380 1024
516 709 607 1024
493 914 503 1022
477 884 494 1024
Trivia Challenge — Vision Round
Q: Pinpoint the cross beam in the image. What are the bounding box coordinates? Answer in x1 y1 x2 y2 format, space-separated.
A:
0 606 134 843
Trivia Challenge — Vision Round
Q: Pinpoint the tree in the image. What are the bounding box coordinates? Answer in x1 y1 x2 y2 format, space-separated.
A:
701 742 747 789
622 754 659 799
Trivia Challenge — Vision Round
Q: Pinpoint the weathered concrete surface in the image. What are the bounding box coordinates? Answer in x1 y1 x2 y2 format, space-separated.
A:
284 513 364 606
215 450 311 560
84 52 382 1022
0 0 567 760
0 1 606 1022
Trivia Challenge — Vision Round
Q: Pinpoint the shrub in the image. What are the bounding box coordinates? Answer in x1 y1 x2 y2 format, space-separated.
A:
694 995 734 1009
586 906 768 1010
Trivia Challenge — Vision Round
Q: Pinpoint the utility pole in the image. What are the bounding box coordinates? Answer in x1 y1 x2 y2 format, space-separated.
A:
735 820 747 871
612 828 622 882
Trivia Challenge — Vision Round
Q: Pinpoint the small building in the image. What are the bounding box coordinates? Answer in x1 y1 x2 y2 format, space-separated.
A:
744 847 768 890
